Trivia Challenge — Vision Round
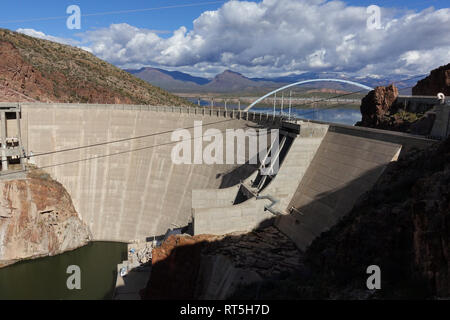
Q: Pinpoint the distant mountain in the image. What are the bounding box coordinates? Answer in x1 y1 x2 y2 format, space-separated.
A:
250 71 345 83
125 67 204 92
203 70 277 92
252 72 423 94
125 66 425 95
126 68 278 93
127 67 209 85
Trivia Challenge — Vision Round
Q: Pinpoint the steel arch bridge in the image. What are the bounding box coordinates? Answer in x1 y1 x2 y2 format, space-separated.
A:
244 79 374 111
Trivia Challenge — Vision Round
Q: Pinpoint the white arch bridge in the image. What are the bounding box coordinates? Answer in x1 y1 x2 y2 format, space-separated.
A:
244 78 374 111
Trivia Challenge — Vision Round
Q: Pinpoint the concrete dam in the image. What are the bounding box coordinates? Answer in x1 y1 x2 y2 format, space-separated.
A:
0 103 436 248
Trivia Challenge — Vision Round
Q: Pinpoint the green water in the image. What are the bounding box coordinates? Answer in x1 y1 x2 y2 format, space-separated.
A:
0 241 127 300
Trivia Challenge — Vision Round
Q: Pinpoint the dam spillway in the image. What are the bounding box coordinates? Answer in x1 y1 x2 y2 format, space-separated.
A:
1 103 436 248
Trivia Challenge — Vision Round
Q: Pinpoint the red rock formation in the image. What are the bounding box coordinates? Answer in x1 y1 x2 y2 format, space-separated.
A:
0 40 130 104
0 169 91 267
0 41 55 102
356 84 399 128
143 234 212 299
142 227 303 299
413 63 450 96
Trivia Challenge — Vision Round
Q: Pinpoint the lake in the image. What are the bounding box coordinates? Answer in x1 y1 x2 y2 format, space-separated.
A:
0 241 127 300
187 99 362 126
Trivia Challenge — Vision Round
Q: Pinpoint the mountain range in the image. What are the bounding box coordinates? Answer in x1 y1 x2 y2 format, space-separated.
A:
125 67 424 95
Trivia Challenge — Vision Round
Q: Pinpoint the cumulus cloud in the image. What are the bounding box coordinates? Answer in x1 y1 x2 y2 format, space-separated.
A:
16 28 92 53
20 0 450 77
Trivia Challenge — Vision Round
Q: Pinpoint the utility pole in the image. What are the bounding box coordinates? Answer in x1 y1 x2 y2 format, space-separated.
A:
273 92 277 117
289 90 292 121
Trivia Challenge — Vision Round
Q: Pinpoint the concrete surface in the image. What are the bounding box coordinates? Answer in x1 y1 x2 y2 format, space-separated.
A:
4 102 437 249
193 122 329 236
20 103 265 242
276 131 402 250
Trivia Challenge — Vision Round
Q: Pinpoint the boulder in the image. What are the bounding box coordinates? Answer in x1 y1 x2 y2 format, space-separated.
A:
356 84 399 128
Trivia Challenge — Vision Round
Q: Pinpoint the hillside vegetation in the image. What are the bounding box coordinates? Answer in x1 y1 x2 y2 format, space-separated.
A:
0 28 191 106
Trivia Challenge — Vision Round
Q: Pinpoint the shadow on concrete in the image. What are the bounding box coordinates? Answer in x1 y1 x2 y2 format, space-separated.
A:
218 161 258 189
276 164 389 251
218 123 294 189
113 264 152 300
138 146 446 300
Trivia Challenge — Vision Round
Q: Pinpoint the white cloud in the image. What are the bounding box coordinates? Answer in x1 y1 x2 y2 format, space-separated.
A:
18 0 450 77
17 28 79 46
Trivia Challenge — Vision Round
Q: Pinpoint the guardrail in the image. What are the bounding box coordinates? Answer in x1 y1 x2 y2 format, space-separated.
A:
19 102 288 123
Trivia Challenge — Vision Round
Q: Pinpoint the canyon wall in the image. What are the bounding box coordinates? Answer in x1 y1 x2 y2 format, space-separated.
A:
0 170 91 268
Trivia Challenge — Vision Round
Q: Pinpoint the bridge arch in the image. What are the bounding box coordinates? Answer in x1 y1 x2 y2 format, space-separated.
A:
244 79 374 111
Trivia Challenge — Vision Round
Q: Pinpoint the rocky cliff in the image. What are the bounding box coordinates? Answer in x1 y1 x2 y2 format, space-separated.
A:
0 169 91 267
413 63 450 96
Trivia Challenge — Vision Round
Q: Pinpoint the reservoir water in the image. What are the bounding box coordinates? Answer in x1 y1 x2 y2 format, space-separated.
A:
186 99 362 126
0 241 127 300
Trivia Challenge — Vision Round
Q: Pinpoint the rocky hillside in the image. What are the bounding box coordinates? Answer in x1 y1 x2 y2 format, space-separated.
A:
232 137 449 299
0 169 91 268
413 63 450 96
0 28 191 105
300 136 450 299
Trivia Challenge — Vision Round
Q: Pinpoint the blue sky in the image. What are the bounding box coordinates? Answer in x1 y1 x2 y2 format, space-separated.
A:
1 0 447 38
1 0 449 77
1 1 225 37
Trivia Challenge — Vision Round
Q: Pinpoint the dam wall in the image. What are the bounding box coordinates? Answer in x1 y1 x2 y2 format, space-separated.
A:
19 103 270 242
2 102 437 248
